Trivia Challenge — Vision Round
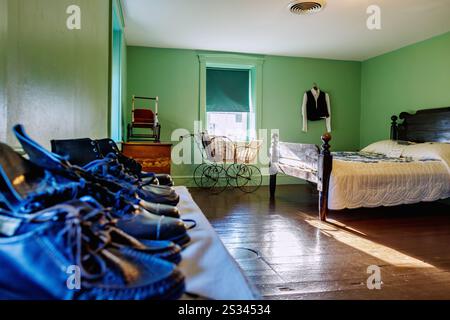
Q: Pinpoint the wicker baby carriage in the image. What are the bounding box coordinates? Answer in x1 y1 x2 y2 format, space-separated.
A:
190 132 263 194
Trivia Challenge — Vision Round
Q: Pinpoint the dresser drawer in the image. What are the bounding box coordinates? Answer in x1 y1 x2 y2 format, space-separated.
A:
122 142 172 174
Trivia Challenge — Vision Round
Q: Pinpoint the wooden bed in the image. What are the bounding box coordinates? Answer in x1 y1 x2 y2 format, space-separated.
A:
269 107 450 221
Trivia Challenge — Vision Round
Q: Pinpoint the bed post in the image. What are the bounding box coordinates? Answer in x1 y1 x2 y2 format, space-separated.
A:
318 133 332 221
269 174 277 199
269 132 279 199
390 116 398 140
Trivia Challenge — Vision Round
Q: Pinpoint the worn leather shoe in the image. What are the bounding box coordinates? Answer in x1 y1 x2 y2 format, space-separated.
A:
0 138 190 247
139 200 180 219
50 137 179 206
96 138 174 186
0 200 185 300
82 155 179 206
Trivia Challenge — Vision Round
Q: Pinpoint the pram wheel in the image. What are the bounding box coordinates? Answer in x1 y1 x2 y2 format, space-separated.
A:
193 163 208 188
226 163 244 187
236 165 262 193
200 165 228 194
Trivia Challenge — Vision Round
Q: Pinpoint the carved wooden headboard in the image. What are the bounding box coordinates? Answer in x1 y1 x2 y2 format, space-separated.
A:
390 107 450 143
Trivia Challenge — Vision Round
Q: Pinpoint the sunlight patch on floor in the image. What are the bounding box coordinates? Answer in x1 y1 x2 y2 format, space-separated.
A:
299 213 436 269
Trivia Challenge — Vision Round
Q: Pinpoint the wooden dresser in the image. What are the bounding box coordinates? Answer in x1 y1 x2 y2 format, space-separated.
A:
122 142 172 174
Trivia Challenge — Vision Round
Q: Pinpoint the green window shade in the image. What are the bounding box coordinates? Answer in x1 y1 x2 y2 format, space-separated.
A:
206 68 250 112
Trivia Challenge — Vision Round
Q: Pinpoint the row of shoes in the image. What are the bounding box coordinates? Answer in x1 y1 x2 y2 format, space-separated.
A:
0 125 195 300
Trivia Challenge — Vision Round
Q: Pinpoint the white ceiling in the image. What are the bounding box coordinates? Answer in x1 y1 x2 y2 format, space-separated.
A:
122 0 450 61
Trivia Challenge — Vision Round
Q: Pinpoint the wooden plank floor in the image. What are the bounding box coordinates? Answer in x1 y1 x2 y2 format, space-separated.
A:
190 184 450 300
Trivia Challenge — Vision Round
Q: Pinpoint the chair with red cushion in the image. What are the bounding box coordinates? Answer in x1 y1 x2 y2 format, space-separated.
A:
127 96 161 142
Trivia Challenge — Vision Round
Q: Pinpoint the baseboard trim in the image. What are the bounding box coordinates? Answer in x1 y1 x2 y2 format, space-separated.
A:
172 174 306 187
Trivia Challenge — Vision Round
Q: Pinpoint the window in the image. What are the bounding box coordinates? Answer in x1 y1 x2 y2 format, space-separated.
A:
198 54 264 142
206 68 254 141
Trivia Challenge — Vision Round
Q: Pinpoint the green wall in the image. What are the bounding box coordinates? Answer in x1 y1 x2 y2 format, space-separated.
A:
126 48 200 147
360 31 450 147
126 48 203 183
262 55 361 149
4 0 110 149
127 47 362 183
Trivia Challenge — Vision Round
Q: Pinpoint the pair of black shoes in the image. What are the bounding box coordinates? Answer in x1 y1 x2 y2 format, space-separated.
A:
0 125 191 300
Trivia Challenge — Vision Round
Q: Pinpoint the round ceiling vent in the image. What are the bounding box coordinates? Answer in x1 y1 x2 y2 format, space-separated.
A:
288 1 326 15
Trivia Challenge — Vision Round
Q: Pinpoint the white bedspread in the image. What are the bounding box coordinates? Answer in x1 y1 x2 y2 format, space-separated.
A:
270 138 450 211
175 186 258 300
328 159 450 210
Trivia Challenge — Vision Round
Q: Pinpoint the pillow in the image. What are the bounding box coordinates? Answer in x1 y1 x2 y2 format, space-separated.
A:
401 142 450 165
361 140 403 156
361 139 420 157
362 140 450 172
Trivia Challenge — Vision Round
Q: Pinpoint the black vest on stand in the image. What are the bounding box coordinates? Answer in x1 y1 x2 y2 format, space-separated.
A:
306 90 329 121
